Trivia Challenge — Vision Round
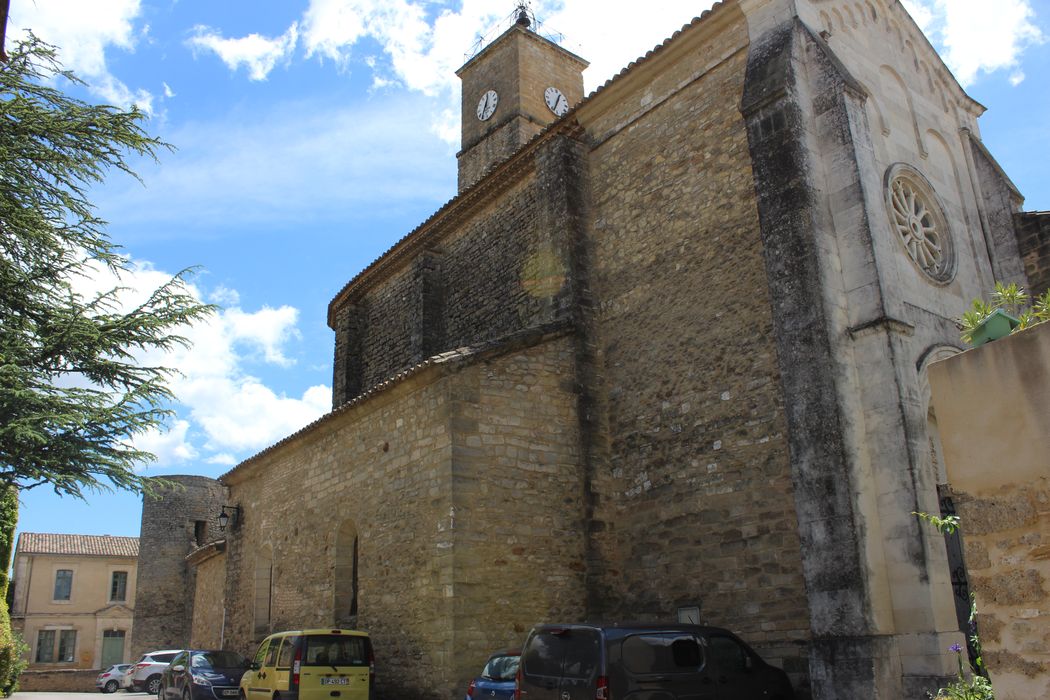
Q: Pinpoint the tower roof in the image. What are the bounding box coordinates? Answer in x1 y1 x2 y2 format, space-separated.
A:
456 20 588 78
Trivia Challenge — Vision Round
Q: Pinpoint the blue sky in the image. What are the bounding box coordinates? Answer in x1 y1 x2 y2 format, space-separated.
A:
7 0 1048 543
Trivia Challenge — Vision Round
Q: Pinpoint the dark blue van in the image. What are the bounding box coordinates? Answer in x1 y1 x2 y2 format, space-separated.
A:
516 623 794 700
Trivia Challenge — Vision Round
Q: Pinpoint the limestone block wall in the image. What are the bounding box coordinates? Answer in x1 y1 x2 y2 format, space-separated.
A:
330 143 580 408
575 4 811 683
1015 212 1050 298
221 333 583 700
189 550 226 649
17 669 99 692
929 322 1050 700
448 334 585 686
133 475 226 659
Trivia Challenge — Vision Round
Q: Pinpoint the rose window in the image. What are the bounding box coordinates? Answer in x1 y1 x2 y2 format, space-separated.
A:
887 168 954 283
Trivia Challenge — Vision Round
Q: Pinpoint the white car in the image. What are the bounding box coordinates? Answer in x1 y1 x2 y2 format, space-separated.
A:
129 650 182 695
96 664 132 693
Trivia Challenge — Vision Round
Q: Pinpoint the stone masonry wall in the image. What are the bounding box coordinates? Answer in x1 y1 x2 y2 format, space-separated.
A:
17 669 98 692
579 6 811 685
331 132 584 409
221 333 582 700
449 333 586 688
1015 212 1050 298
133 475 226 659
189 552 226 649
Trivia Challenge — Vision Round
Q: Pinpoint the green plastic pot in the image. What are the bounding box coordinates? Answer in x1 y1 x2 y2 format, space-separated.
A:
969 308 1020 347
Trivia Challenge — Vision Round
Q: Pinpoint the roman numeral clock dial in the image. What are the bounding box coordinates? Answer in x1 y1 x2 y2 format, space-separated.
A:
544 86 569 116
476 89 498 121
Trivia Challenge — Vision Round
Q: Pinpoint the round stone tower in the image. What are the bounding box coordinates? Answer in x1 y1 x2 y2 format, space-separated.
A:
131 475 226 658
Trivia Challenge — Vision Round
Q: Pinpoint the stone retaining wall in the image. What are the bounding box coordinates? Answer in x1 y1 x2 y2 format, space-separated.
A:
18 668 100 692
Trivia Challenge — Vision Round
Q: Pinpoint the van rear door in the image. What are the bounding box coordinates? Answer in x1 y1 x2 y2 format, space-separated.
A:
297 634 371 700
618 632 717 700
520 627 602 700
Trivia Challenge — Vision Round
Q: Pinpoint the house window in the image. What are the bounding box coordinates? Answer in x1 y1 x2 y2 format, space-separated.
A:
110 571 128 602
53 570 73 601
194 520 208 547
58 630 76 662
35 629 76 663
35 630 55 662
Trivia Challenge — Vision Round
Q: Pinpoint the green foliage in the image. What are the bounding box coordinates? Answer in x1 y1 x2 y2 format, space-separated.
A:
913 510 960 535
959 282 1050 344
0 35 215 498
0 597 26 697
915 517 996 700
935 635 994 700
0 488 14 600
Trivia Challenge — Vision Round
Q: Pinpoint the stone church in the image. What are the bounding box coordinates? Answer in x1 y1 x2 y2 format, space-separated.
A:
132 1 1049 698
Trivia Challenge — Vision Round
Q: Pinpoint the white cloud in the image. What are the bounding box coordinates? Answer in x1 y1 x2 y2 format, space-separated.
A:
70 260 331 467
163 82 176 99
8 0 155 112
97 92 453 231
188 22 300 81
135 420 198 467
190 1 719 142
182 378 331 454
902 0 1045 86
224 306 302 367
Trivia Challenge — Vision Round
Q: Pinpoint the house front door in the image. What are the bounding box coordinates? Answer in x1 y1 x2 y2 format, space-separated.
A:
101 630 125 668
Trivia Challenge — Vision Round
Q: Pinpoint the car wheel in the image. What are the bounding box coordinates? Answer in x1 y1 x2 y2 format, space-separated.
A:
105 680 119 693
147 676 163 696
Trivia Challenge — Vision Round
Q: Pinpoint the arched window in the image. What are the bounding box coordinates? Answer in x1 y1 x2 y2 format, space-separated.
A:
334 520 359 626
253 546 273 636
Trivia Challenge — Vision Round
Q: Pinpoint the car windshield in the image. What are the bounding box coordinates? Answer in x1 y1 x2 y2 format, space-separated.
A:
302 636 369 667
481 655 519 681
192 652 248 670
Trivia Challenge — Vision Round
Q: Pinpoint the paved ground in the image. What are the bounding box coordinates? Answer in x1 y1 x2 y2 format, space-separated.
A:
12 693 151 700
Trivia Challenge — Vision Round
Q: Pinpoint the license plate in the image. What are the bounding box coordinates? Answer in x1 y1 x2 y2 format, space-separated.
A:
222 690 238 696
321 678 349 686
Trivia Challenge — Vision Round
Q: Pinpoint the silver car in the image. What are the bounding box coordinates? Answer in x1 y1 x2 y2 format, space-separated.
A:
130 650 182 695
96 664 132 693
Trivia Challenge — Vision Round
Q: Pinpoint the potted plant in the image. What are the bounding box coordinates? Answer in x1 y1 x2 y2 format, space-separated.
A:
959 282 1050 347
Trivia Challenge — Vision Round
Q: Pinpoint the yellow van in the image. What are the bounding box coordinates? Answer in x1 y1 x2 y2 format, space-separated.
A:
240 629 373 700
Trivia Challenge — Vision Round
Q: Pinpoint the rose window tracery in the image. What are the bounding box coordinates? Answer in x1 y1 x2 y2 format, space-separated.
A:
886 167 955 283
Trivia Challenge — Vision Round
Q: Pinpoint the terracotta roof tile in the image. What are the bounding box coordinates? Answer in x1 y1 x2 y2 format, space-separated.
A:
17 532 139 558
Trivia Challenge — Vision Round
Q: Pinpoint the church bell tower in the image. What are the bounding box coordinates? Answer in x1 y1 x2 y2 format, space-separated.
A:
456 5 588 191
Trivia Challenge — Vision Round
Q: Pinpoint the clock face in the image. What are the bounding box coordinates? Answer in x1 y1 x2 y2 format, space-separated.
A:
544 86 570 116
476 89 498 121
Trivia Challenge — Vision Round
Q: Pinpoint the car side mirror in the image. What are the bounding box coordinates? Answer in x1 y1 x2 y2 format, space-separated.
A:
250 662 261 671
172 665 185 673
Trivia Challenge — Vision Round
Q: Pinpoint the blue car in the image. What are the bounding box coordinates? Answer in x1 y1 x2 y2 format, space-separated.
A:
160 650 250 700
465 649 519 700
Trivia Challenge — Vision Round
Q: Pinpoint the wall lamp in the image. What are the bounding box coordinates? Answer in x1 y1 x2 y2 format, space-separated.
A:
218 504 242 531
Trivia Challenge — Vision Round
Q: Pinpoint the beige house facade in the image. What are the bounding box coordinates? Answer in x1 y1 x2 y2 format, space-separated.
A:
11 533 138 670
134 2 1048 699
